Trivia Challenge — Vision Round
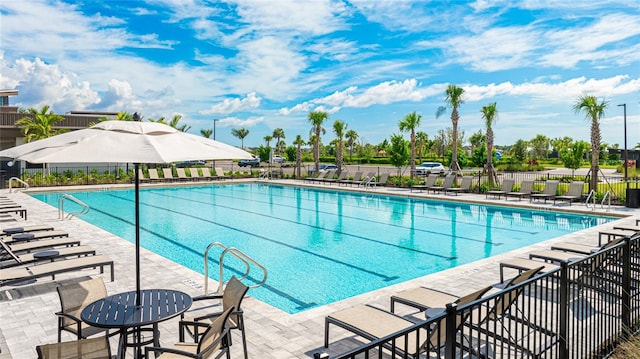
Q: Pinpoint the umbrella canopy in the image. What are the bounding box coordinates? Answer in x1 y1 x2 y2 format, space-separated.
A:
0 120 253 305
0 120 252 163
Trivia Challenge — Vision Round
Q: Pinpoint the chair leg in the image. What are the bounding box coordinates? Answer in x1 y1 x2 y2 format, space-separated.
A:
239 317 248 359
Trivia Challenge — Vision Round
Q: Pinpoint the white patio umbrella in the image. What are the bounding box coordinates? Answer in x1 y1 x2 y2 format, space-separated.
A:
0 120 253 304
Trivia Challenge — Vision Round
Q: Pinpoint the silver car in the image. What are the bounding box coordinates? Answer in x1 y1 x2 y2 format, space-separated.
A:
415 162 446 175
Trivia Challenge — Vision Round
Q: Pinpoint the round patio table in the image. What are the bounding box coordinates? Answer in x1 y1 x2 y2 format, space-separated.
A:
81 289 192 359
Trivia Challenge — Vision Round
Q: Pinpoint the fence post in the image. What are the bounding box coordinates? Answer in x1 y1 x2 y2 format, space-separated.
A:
559 261 569 357
444 302 457 359
622 237 632 340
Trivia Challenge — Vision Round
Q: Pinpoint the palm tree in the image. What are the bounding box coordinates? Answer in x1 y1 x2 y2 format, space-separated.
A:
231 128 249 148
293 134 305 178
272 128 286 154
398 111 422 179
201 129 213 138
481 102 499 186
573 95 608 193
263 135 273 147
333 120 346 175
416 131 428 163
168 114 190 132
308 111 328 174
345 129 358 162
15 105 66 142
436 84 465 174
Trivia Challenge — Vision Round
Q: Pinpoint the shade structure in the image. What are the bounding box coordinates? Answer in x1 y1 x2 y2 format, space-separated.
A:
0 120 253 304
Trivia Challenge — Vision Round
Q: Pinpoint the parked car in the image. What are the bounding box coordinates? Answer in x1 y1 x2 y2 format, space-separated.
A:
272 155 286 164
176 160 206 167
238 157 260 167
415 162 446 175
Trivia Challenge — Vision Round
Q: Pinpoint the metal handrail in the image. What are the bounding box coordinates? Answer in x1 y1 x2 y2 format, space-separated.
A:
358 176 373 189
584 189 596 210
601 190 611 212
203 242 267 295
8 177 29 193
57 194 90 220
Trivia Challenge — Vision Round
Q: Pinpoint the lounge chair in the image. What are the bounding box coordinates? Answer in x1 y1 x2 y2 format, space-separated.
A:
8 237 81 253
37 336 111 359
324 285 492 357
0 255 114 287
430 174 455 193
2 224 54 235
339 171 362 187
304 171 321 183
486 179 515 199
358 172 377 187
0 207 27 220
162 168 176 182
179 276 249 359
176 168 189 181
215 167 231 180
138 168 150 183
314 170 335 184
2 230 69 244
147 306 234 359
323 170 348 185
0 240 95 268
55 277 119 342
200 167 217 181
553 181 585 205
598 228 639 246
505 180 534 201
410 173 437 192
529 180 559 203
373 173 390 187
147 168 162 182
445 176 473 196
189 168 202 181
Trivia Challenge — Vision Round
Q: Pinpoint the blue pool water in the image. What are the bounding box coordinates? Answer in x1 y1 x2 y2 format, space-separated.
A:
32 183 613 313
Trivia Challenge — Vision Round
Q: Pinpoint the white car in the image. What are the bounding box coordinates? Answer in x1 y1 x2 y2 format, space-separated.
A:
271 155 286 164
415 162 446 175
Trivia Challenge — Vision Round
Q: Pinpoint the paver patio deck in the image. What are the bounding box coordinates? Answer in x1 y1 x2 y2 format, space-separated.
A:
1 179 638 358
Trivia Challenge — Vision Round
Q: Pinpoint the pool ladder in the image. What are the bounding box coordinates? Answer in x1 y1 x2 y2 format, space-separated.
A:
584 190 611 212
203 242 267 295
8 177 29 193
58 194 90 219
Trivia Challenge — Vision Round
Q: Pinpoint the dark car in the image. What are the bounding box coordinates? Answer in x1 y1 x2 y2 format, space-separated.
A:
238 157 260 167
176 160 206 167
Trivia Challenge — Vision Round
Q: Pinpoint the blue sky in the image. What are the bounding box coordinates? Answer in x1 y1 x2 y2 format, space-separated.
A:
1 0 638 149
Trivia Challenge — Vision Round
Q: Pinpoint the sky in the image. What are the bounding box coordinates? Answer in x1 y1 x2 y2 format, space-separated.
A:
1 0 639 149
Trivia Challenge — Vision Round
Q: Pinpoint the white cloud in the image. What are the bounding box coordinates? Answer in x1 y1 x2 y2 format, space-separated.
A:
216 116 264 127
201 92 262 115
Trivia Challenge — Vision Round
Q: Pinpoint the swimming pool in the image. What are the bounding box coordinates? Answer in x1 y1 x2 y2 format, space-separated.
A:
32 183 613 313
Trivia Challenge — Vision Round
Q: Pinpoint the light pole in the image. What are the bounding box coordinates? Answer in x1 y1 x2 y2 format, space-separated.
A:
618 104 628 188
213 119 220 140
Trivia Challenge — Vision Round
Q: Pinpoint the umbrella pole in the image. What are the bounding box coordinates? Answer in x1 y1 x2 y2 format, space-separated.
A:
135 163 141 306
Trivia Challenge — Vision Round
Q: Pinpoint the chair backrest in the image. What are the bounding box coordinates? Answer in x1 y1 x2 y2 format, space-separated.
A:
441 174 455 188
487 266 543 321
458 176 472 189
377 173 389 185
215 168 225 176
542 180 559 195
428 286 493 348
501 179 515 192
197 306 235 358
222 276 249 327
0 240 22 264
148 168 160 179
201 167 212 177
177 168 188 178
323 170 335 179
37 336 111 359
518 180 534 194
336 171 348 181
162 168 174 179
190 168 200 179
138 169 146 180
350 172 363 181
424 174 438 187
57 278 108 328
566 182 585 196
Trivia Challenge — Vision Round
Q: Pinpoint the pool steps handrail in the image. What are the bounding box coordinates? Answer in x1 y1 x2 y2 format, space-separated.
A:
584 189 611 212
203 241 268 295
8 177 29 193
57 194 90 220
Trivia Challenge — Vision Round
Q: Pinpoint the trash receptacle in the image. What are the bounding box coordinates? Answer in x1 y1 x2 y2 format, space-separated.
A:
626 188 640 208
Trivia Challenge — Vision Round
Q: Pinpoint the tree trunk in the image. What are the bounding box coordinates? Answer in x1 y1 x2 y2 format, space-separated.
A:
451 109 460 176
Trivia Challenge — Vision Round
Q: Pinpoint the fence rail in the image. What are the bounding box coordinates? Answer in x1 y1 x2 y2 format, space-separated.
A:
323 235 639 358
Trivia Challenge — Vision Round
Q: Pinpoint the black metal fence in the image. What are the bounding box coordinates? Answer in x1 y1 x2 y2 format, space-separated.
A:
323 234 639 358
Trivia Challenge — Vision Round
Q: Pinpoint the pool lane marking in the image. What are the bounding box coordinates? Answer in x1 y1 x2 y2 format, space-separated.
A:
145 190 458 258
84 204 321 310
167 188 499 246
222 184 540 235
